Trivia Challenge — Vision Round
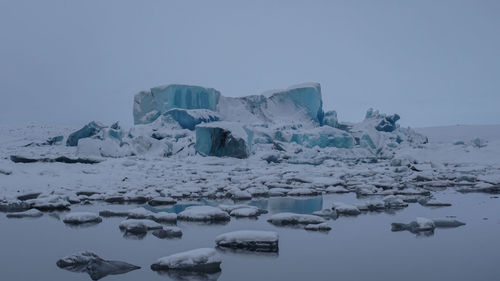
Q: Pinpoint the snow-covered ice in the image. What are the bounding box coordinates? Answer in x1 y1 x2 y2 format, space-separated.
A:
150 248 222 272
178 206 230 222
62 212 102 224
267 212 325 225
215 230 279 252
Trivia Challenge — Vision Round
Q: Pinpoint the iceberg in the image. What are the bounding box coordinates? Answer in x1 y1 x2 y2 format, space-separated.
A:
134 84 221 124
195 122 251 158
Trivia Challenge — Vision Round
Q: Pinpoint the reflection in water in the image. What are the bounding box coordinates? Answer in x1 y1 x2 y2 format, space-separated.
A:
143 196 323 216
155 269 221 281
216 246 279 258
262 196 323 214
145 203 200 214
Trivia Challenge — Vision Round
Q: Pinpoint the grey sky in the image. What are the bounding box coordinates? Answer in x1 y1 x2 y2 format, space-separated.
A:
1 0 499 128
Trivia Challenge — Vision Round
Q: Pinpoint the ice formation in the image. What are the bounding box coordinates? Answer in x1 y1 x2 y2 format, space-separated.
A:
134 84 221 125
58 82 429 160
150 248 222 272
215 230 279 252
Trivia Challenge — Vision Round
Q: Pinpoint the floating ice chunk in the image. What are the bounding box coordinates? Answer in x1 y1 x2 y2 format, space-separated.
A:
290 126 354 149
150 248 222 272
312 209 338 219
66 121 105 146
119 219 163 234
230 207 263 218
195 122 251 158
419 199 452 207
56 251 100 269
6 209 43 218
178 206 230 222
231 190 252 200
99 209 129 217
357 200 386 211
431 218 466 228
304 223 332 231
127 207 177 223
267 212 325 225
56 251 140 280
164 108 220 130
215 230 279 252
134 84 221 124
63 212 102 224
391 217 435 233
152 227 183 239
331 202 361 216
31 196 70 211
383 195 409 209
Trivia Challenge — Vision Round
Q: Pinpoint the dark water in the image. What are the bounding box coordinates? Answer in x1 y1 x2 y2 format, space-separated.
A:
1 192 499 281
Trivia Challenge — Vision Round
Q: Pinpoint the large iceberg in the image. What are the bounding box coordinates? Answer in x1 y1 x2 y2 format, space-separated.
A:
63 82 428 160
134 84 221 124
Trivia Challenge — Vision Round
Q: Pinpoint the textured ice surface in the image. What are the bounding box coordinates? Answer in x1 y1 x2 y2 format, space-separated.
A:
267 212 325 225
134 84 221 124
62 212 102 224
151 248 222 272
290 126 355 149
215 230 279 252
178 206 230 222
195 122 250 158
164 108 220 130
66 121 105 146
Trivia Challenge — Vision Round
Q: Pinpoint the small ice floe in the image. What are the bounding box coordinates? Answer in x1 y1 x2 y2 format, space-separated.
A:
219 204 267 218
31 196 70 211
152 226 183 239
150 248 222 273
391 217 465 234
99 210 129 217
331 202 361 216
419 199 452 207
215 230 279 252
119 219 163 234
357 200 386 212
149 197 177 206
312 209 338 219
127 207 177 223
391 217 435 233
383 195 409 209
267 212 325 226
63 212 102 224
178 206 230 222
6 208 43 218
56 251 140 280
0 201 31 212
304 223 332 231
231 190 252 200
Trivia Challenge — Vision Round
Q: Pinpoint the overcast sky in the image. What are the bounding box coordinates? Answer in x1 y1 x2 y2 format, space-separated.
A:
1 0 499 128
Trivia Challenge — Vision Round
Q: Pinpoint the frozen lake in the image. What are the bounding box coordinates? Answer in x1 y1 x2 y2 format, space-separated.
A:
1 192 499 281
